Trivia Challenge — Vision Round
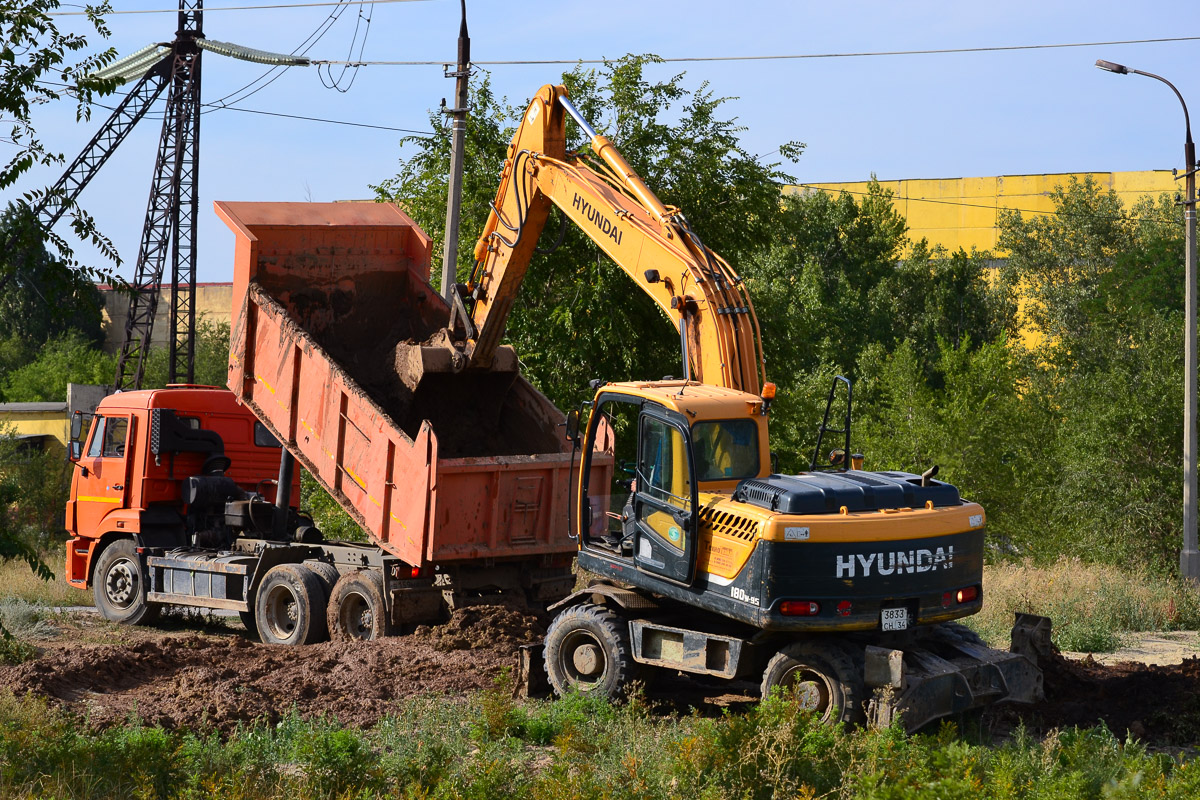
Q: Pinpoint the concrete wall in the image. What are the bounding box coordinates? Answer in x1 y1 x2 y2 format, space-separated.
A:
99 283 232 354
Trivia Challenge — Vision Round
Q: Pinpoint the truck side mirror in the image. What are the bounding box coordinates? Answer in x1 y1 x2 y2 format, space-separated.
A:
67 441 82 462
70 411 83 442
564 409 580 443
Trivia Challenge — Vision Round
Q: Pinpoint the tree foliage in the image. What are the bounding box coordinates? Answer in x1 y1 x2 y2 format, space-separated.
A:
0 1 120 280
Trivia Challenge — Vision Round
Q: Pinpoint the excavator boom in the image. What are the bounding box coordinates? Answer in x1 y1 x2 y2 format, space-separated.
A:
463 85 765 394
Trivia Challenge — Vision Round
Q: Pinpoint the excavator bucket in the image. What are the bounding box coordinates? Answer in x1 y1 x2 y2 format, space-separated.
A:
393 332 519 392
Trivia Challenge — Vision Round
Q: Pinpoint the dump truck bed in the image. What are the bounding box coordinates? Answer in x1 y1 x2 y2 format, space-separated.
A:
217 201 593 568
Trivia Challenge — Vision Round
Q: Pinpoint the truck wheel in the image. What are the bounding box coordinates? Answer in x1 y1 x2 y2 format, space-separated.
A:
256 564 328 645
303 560 341 600
761 641 864 725
327 570 392 641
239 610 258 639
544 603 637 700
93 539 160 625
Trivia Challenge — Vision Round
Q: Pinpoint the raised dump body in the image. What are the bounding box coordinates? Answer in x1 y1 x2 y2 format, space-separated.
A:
216 201 594 591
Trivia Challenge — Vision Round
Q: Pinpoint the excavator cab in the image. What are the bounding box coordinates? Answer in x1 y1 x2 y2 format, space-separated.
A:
576 382 767 588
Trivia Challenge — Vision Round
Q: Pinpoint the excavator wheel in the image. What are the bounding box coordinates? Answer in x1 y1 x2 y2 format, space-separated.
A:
761 640 864 725
327 569 393 641
256 563 328 645
544 603 639 700
93 538 160 625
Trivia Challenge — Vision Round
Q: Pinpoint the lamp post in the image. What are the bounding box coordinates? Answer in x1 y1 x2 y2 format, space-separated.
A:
1096 59 1198 579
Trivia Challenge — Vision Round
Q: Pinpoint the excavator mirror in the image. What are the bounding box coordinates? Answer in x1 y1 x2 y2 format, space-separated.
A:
564 409 581 443
644 269 660 284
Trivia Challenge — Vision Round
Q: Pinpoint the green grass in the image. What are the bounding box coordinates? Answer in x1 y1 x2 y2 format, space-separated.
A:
0 543 92 608
0 684 1198 800
968 557 1200 652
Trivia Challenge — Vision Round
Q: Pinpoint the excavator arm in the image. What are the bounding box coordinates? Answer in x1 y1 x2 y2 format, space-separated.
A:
461 85 766 395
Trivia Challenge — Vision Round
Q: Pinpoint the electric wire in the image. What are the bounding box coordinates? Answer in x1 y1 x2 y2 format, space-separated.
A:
308 35 1200 67
47 0 425 14
317 1 372 92
36 78 434 134
203 0 355 113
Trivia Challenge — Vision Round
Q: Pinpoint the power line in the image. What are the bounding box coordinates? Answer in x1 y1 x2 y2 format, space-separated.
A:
48 0 426 14
309 35 1200 67
212 102 432 134
36 78 434 135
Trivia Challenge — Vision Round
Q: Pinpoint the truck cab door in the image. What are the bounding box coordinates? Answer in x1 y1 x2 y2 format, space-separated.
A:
73 414 134 534
632 411 698 586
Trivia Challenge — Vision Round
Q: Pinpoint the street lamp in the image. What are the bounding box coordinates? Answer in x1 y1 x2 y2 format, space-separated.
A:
1096 59 1198 579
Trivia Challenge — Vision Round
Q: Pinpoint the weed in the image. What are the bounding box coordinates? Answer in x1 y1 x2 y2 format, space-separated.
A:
967 557 1200 652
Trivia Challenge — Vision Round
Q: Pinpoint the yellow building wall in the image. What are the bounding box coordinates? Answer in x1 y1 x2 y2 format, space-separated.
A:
0 411 68 448
788 170 1178 254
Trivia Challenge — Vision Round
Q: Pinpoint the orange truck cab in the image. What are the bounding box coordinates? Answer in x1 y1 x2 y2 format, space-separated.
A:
65 387 298 607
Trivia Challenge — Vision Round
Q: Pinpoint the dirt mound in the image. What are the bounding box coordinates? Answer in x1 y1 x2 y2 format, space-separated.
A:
0 627 517 733
414 604 547 652
1008 650 1200 744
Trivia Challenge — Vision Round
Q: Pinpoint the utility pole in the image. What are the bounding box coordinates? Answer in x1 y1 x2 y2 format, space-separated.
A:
441 0 470 302
1096 60 1199 579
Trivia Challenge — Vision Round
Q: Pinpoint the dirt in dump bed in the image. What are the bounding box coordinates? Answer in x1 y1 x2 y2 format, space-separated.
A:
0 605 543 733
1000 650 1200 745
281 271 561 459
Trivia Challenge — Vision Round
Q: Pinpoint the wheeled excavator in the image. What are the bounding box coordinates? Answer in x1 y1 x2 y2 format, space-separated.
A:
421 84 1050 730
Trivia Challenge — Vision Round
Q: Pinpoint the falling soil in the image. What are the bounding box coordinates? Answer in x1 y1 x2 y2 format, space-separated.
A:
0 605 543 734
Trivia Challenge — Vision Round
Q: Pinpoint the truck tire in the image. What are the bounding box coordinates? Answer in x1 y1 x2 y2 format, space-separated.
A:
327 569 392 641
93 538 160 625
761 641 864 725
544 603 638 700
256 563 328 645
303 559 341 600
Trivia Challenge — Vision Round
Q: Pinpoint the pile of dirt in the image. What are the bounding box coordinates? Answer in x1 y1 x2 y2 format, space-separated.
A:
1007 651 1200 744
414 604 547 652
0 620 522 733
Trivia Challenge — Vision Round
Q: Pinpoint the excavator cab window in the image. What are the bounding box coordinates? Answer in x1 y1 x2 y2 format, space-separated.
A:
692 419 759 481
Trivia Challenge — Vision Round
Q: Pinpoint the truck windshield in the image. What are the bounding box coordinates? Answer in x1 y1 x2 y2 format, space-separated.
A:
692 419 758 481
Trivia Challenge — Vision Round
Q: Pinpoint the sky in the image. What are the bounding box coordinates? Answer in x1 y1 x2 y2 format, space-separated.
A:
6 0 1200 284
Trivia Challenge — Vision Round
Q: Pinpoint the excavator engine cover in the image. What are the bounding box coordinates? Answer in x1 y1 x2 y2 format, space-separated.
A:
734 470 960 514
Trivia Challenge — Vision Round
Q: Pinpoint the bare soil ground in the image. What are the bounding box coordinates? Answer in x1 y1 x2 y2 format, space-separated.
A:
5 611 1200 745
0 606 540 733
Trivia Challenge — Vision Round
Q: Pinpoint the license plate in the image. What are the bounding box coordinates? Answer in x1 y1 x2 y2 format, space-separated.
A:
881 607 909 631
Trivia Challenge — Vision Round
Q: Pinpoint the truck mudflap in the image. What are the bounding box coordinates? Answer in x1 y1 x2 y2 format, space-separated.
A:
866 613 1052 733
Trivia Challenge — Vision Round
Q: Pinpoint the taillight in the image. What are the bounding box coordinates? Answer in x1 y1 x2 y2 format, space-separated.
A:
836 600 852 617
411 566 422 579
941 591 953 608
956 585 979 604
780 600 820 616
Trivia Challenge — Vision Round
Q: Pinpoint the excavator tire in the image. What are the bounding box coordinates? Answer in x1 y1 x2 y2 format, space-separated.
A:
327 569 393 641
93 538 160 625
544 603 639 700
761 640 864 725
256 563 328 645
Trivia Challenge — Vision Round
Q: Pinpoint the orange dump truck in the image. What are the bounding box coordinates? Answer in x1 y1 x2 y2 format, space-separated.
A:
64 201 601 645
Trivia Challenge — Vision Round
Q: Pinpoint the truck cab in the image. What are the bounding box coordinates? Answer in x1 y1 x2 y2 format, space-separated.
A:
65 386 296 596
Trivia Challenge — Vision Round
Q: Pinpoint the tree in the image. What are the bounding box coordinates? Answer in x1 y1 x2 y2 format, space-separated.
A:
0 203 105 380
0 328 113 402
1 1 119 284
